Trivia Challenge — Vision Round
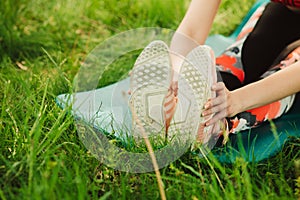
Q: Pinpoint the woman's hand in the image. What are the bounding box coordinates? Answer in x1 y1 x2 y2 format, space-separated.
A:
202 60 300 128
202 82 236 126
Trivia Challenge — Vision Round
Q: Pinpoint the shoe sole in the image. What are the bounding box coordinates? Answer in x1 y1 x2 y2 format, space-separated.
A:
129 41 199 143
129 40 172 140
180 45 219 148
130 41 219 149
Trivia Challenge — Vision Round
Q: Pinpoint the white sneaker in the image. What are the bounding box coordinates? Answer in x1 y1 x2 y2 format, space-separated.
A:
129 40 198 144
180 45 220 149
129 41 220 149
129 40 173 141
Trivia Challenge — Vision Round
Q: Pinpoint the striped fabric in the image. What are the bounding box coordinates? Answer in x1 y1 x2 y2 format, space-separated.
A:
163 82 178 137
271 0 300 7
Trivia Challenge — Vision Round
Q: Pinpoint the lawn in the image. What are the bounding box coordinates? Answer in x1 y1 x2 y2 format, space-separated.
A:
1 0 300 199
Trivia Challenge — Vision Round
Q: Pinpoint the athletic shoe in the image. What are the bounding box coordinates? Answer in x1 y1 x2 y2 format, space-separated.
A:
180 45 221 149
129 40 173 141
129 41 222 149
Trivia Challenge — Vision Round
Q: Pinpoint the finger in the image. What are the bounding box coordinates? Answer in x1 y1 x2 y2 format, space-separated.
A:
205 110 227 126
211 82 226 91
205 85 226 109
203 93 227 112
215 85 226 97
202 101 227 117
208 93 226 107
204 96 224 110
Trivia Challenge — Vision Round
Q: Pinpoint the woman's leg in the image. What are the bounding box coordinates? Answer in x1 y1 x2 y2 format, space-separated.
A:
218 2 300 86
216 3 267 90
242 2 300 84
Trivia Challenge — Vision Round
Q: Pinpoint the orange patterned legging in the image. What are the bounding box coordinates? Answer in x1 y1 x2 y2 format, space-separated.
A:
216 2 299 133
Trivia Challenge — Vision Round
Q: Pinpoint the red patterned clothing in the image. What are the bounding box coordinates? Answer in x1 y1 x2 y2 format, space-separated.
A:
217 2 300 133
271 0 300 7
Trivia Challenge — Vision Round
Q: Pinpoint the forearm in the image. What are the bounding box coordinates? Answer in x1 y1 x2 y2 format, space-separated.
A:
175 0 221 45
170 0 221 76
230 61 300 116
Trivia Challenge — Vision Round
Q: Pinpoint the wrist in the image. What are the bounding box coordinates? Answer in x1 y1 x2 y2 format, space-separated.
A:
227 90 244 117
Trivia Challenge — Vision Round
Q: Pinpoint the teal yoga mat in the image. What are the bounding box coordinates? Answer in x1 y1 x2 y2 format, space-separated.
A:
213 112 300 163
56 0 300 163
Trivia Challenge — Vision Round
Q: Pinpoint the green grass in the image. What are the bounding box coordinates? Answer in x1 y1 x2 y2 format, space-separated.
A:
1 0 300 199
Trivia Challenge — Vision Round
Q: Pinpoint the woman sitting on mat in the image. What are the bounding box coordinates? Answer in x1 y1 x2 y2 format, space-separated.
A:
170 0 300 139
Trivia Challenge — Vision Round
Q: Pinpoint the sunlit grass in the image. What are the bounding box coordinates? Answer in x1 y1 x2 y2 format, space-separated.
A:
0 0 299 199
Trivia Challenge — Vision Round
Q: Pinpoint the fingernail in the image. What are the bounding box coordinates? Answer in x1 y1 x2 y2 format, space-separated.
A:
202 111 206 116
204 103 209 109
